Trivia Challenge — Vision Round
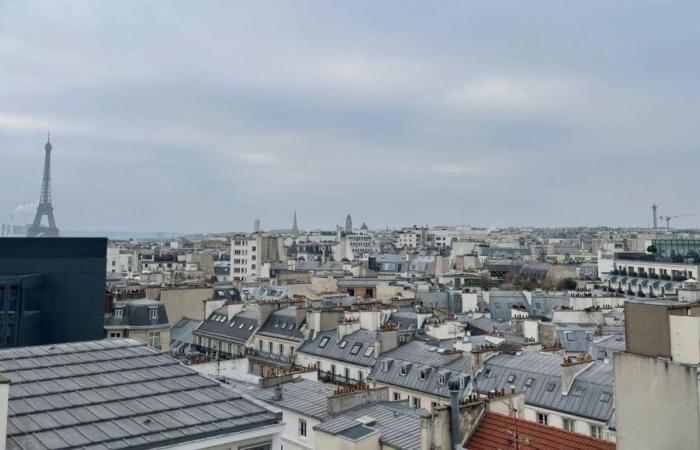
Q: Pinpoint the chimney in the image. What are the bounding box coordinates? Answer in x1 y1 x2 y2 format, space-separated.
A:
453 335 472 353
337 319 361 341
374 327 399 355
257 301 279 326
561 354 594 395
307 309 344 339
449 380 461 450
359 310 381 330
326 386 389 415
0 375 9 447
226 302 243 320
295 305 306 328
273 384 283 401
471 346 498 374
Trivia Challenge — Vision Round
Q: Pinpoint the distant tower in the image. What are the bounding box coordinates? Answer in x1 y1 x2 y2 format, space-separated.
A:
254 219 261 233
292 210 299 236
27 134 59 237
652 204 658 229
345 214 353 234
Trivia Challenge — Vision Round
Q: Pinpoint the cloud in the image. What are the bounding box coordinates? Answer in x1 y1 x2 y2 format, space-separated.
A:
0 0 698 232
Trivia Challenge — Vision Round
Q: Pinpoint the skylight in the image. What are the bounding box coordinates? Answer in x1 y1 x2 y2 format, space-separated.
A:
238 323 244 329
546 383 556 392
350 343 362 355
600 392 612 403
281 323 288 329
248 325 254 331
229 322 236 327
363 347 374 357
339 340 347 348
506 374 516 383
525 377 534 387
319 336 330 348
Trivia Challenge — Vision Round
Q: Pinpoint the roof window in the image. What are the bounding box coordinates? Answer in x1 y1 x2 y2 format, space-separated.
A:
319 336 330 348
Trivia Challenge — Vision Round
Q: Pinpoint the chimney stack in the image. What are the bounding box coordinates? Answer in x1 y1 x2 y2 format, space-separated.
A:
0 375 9 447
273 384 283 401
449 380 462 450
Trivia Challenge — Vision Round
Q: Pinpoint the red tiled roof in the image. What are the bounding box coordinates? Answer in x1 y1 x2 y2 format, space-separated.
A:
466 412 616 450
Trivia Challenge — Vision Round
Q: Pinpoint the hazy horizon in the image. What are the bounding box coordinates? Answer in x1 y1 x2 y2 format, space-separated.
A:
2 1 699 233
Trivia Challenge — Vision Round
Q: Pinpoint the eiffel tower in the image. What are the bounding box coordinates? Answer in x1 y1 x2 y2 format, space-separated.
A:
27 134 59 237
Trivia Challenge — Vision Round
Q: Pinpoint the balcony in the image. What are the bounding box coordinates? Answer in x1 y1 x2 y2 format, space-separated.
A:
245 348 294 366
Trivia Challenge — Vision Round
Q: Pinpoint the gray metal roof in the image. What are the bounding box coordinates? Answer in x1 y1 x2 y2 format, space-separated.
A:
476 352 614 423
297 329 379 367
555 325 597 353
590 334 626 360
486 291 528 322
194 308 258 344
0 339 281 450
257 306 305 342
105 299 169 329
227 378 337 421
314 401 427 450
369 340 471 400
169 318 202 353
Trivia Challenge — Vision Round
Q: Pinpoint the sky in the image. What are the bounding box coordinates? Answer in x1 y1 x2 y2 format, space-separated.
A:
1 0 699 234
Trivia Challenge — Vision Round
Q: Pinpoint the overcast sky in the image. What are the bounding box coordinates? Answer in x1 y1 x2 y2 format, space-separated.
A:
1 1 698 234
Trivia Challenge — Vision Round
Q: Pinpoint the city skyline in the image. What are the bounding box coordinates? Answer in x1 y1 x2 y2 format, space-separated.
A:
2 1 700 233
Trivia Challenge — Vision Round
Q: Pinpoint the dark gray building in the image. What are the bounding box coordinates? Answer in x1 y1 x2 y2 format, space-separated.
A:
0 238 107 348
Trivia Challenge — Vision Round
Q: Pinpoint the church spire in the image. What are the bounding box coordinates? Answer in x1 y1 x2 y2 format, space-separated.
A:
292 210 299 236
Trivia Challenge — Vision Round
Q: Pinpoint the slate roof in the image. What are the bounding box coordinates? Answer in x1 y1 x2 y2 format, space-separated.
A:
0 339 281 450
193 307 258 344
466 412 616 450
369 340 471 400
212 287 241 302
169 318 202 353
529 292 570 317
314 401 428 450
590 334 625 360
463 316 511 334
257 306 305 342
105 299 169 329
475 352 615 423
227 378 337 421
387 312 421 331
487 291 528 322
555 325 597 353
297 329 379 367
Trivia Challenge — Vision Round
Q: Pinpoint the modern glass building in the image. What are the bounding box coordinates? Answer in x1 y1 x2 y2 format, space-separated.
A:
0 238 107 348
652 239 700 261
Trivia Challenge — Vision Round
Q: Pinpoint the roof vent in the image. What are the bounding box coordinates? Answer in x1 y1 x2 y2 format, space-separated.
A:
357 415 376 426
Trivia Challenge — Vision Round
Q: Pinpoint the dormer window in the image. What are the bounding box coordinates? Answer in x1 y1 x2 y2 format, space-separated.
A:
484 369 492 377
114 308 123 319
400 364 409 376
506 374 516 384
149 308 158 320
525 377 534 387
419 370 427 380
565 331 575 342
438 373 447 385
381 360 389 372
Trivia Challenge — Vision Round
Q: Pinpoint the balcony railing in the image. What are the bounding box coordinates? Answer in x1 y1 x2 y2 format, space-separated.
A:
245 348 294 365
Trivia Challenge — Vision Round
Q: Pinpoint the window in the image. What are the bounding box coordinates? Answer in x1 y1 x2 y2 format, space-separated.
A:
412 397 421 408
506 374 516 383
344 368 350 380
298 418 307 437
565 331 575 342
274 322 280 328
109 332 121 338
382 360 390 372
358 371 364 383
281 323 288 329
268 342 273 353
419 370 427 380
599 392 612 403
278 343 284 355
571 385 585 397
590 425 603 439
537 413 548 425
319 336 330 348
563 418 575 432
114 308 123 319
393 392 401 400
248 325 254 330
339 340 348 348
239 323 244 329
438 373 447 385
363 347 374 357
484 369 492 377
525 377 534 387
546 383 556 392
149 308 158 320
350 343 362 355
400 364 409 376
148 332 161 350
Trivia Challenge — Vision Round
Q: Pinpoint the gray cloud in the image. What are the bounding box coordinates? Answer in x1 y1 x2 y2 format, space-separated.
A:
1 0 698 233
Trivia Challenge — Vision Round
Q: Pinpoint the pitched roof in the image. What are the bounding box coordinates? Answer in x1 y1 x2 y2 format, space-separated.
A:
369 340 471 399
314 401 427 450
257 306 305 342
104 299 169 329
466 412 616 450
227 378 337 421
0 339 281 450
475 352 615 423
194 307 258 344
297 329 379 367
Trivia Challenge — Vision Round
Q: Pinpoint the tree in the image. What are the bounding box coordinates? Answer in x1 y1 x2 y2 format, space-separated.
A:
479 274 494 291
557 278 578 290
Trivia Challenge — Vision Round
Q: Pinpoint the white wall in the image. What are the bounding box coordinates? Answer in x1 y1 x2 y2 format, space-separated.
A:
190 358 259 383
670 315 700 364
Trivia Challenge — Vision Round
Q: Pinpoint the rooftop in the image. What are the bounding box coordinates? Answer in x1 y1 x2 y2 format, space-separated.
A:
0 339 281 449
466 412 616 450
